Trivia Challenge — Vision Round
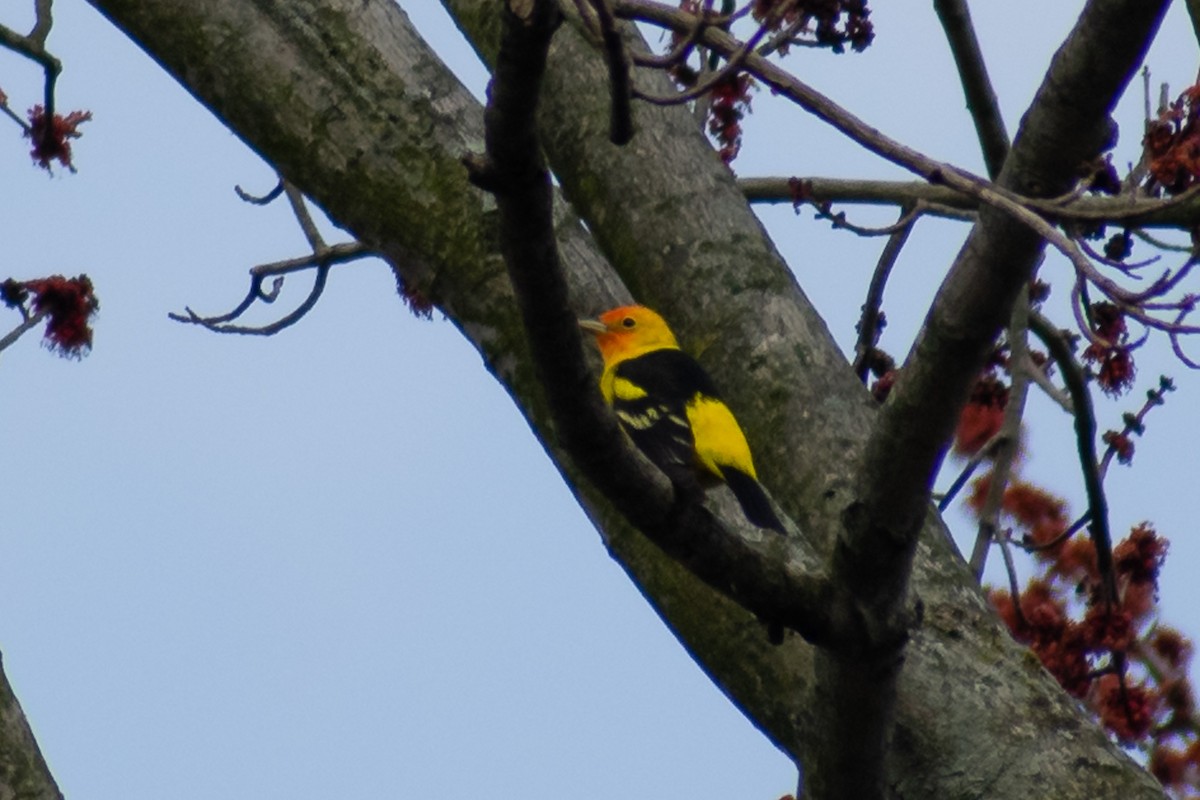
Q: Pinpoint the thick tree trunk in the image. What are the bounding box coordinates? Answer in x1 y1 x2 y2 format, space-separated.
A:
69 1 1165 798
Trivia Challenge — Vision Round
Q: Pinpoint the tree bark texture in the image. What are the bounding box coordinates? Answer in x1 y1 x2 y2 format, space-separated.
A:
70 1 1167 798
0 652 62 800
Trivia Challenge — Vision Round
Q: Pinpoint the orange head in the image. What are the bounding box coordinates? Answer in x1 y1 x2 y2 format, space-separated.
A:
578 305 680 365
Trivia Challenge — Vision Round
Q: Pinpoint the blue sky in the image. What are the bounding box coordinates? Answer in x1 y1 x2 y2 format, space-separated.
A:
2 2 1197 798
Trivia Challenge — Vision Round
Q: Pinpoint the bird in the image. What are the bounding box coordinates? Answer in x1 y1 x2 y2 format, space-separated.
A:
578 304 785 535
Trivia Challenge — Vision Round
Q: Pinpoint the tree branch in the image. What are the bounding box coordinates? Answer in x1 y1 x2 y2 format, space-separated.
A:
933 0 1010 177
738 175 1200 228
1028 311 1118 606
852 205 915 381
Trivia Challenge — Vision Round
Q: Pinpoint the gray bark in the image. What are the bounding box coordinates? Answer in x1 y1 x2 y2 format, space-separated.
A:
0 652 62 800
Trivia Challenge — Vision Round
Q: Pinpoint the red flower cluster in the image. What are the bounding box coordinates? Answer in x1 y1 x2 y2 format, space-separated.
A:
26 105 93 171
953 374 1009 456
1144 83 1200 196
3 274 99 357
751 0 874 53
1082 302 1136 397
990 581 1091 697
708 72 752 164
1095 673 1156 743
1102 430 1135 465
987 510 1195 768
1114 523 1164 577
396 277 433 319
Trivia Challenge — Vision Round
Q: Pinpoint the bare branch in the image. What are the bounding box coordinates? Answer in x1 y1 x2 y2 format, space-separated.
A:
738 175 1200 228
997 528 1029 630
234 180 286 205
1028 311 1118 606
0 310 47 354
810 199 925 237
852 205 916 381
968 287 1033 578
1097 375 1175 478
936 431 1005 512
168 241 370 333
933 0 1010 177
1021 351 1074 412
575 0 634 144
0 5 64 157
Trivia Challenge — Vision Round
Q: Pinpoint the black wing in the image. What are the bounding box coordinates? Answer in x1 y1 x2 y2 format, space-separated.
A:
611 349 719 478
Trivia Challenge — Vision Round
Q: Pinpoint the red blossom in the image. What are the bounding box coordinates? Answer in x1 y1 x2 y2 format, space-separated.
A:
1143 83 1200 196
397 277 433 319
1113 524 1167 586
998 582 1093 697
1090 302 1127 341
1052 536 1098 583
953 375 1008 456
1035 631 1092 698
707 72 752 164
1161 678 1195 725
1121 580 1157 620
26 105 93 171
1019 580 1068 638
1093 674 1155 743
19 274 99 357
1151 628 1193 671
1083 342 1136 397
1150 746 1189 788
1102 430 1135 465
1081 605 1133 652
751 0 874 53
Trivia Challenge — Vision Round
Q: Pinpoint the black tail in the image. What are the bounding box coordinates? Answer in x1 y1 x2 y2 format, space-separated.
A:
721 467 786 535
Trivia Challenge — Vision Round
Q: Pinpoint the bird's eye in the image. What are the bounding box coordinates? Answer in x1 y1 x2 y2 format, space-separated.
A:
622 317 636 328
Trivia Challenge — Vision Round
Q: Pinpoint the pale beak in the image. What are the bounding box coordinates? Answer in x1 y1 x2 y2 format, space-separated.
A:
578 318 607 335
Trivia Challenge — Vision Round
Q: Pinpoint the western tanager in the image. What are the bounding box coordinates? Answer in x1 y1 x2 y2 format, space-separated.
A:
579 304 785 535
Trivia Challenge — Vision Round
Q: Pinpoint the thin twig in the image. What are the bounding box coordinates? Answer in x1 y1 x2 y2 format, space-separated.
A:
582 0 635 144
937 431 1005 512
234 180 286 205
630 0 714 68
1133 228 1195 253
852 205 917 381
176 265 332 336
1096 375 1175 479
632 14 772 107
1023 511 1091 553
969 286 1033 578
812 201 924 237
997 528 1029 630
168 241 370 331
1028 311 1118 606
1020 351 1074 412
0 309 47 354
